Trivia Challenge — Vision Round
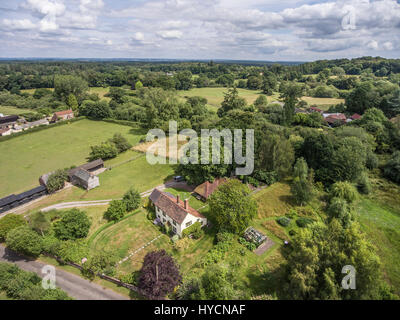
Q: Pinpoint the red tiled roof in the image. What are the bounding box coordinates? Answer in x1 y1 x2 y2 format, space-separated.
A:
149 188 205 224
0 128 11 134
325 114 346 124
351 113 362 120
194 178 228 199
54 109 74 116
310 106 323 113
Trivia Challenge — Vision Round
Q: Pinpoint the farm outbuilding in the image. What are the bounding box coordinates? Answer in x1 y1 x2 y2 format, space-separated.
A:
0 185 47 214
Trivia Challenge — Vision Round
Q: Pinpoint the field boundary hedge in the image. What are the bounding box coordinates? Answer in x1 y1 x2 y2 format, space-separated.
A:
0 116 86 142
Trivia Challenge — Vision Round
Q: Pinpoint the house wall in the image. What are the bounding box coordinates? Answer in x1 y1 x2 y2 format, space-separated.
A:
154 205 207 237
87 176 100 190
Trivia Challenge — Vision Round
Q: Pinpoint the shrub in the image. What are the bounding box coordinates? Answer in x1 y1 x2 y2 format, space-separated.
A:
46 169 68 193
357 173 371 195
53 209 91 240
6 226 43 257
289 229 296 236
103 200 127 222
182 222 202 238
57 239 89 264
329 181 358 203
277 217 291 227
88 142 118 161
216 232 235 243
82 251 118 279
122 188 141 212
253 170 278 185
108 133 132 153
0 214 27 241
384 151 400 184
296 217 315 228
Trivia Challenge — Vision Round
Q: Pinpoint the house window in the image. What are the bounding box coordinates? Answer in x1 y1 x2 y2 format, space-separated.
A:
163 219 166 223
185 221 192 228
173 220 176 226
172 227 176 233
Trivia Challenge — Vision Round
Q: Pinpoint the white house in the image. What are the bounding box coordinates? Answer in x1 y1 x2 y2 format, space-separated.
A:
149 188 207 237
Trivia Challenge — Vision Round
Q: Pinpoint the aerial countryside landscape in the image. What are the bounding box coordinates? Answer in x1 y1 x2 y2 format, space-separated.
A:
0 0 400 310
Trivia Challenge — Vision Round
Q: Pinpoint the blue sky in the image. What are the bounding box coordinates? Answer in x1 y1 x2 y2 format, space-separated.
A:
0 0 399 61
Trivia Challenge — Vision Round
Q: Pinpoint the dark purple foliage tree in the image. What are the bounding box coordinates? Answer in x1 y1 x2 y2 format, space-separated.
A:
138 250 182 299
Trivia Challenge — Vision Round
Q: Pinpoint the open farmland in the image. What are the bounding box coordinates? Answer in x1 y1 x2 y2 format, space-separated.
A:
0 119 145 198
0 105 37 115
178 87 265 108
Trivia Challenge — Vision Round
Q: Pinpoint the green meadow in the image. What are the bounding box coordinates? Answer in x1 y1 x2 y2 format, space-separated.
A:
0 119 145 197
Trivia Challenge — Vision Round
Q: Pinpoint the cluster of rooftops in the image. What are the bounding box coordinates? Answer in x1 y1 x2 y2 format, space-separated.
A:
0 109 74 136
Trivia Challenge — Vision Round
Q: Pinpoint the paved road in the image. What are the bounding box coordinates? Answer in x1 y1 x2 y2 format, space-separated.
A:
0 244 129 300
40 180 192 212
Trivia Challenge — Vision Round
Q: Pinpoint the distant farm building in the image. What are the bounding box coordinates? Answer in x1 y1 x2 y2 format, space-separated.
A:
0 185 47 214
194 178 228 201
51 109 74 122
0 115 19 129
0 128 12 136
149 188 207 237
309 106 323 113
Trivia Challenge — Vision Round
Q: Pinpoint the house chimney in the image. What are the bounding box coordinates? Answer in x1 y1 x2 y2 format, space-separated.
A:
184 199 189 210
176 194 180 204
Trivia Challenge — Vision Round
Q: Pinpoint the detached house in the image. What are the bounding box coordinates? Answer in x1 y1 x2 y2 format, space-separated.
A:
149 189 207 237
51 109 74 122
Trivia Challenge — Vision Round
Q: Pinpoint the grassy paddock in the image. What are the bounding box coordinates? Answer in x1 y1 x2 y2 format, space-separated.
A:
178 87 264 108
0 119 144 198
0 105 37 115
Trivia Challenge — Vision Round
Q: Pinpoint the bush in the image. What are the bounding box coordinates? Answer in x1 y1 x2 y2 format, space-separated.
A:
81 251 118 279
0 262 71 300
329 181 358 204
122 188 141 212
109 133 132 153
6 226 43 257
53 209 91 240
57 239 89 264
253 170 278 185
216 232 235 243
289 229 296 236
296 217 315 228
88 142 118 161
357 173 371 195
182 222 203 238
384 151 400 184
0 214 27 241
104 200 127 222
277 217 291 227
46 169 68 193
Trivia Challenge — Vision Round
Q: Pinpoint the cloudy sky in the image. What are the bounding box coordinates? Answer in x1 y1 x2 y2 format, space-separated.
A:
0 0 399 61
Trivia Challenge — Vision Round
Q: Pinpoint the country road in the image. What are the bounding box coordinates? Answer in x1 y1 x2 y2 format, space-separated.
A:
40 180 192 212
0 244 129 300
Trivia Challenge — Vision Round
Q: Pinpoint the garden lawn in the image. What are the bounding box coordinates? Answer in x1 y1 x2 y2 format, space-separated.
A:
0 119 144 198
355 198 400 294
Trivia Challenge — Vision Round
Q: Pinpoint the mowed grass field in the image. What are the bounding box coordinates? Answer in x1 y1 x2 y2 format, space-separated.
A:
0 119 145 198
0 105 37 115
21 87 111 101
178 87 265 109
300 96 345 110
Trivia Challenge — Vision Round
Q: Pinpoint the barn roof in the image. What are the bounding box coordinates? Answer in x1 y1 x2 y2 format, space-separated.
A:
68 159 104 178
0 115 18 124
